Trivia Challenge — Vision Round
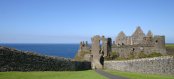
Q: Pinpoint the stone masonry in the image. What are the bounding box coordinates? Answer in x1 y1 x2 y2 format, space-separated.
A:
113 26 166 58
90 35 112 69
0 46 91 71
91 35 103 69
104 56 174 75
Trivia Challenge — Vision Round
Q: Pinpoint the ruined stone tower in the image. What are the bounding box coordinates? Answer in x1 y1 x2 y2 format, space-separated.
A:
153 36 166 55
91 35 103 69
90 35 112 69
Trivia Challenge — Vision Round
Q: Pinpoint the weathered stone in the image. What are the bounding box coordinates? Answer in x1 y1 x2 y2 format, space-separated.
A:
147 30 153 37
101 36 108 57
91 35 103 69
113 26 166 58
115 31 126 45
104 56 174 75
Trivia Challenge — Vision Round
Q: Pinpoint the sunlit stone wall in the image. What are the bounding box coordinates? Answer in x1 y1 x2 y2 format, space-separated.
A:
104 56 174 75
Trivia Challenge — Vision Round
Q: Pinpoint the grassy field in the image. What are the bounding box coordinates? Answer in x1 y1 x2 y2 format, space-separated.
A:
166 44 174 48
0 70 107 79
105 70 174 79
166 44 174 55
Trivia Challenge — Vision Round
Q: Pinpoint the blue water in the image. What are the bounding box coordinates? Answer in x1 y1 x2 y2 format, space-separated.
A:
0 44 79 58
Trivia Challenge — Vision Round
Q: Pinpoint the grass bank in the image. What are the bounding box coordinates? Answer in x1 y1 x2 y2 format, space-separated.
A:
0 70 107 79
166 44 174 55
166 44 174 48
105 70 174 79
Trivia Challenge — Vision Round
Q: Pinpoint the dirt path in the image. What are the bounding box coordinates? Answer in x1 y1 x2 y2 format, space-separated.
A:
95 69 129 79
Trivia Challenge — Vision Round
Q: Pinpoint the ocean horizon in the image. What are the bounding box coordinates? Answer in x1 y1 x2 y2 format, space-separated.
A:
0 43 80 58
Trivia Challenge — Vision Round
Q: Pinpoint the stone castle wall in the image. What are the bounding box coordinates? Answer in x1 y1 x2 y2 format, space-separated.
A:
104 56 174 75
112 45 166 58
0 46 91 71
113 27 166 58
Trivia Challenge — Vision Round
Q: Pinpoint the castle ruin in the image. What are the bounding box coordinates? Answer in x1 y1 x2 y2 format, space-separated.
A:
113 26 166 59
75 26 167 69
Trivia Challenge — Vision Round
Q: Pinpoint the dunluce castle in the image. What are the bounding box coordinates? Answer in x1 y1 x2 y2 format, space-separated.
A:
75 26 167 69
0 27 174 75
0 26 173 75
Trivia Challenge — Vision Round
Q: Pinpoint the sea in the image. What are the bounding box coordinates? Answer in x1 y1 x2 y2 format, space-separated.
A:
0 43 79 58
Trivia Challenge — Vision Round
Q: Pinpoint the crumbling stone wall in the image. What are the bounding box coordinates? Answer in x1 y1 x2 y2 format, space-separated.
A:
75 41 91 61
104 56 174 75
0 46 91 71
79 41 90 52
132 26 145 45
112 45 166 58
113 26 166 58
101 36 112 57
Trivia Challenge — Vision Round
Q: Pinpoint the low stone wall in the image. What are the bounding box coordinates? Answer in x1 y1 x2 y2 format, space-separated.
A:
0 46 91 71
104 56 174 75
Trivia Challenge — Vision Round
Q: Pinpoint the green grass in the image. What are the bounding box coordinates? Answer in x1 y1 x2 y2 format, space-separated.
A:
166 44 174 55
166 44 174 48
105 70 174 79
0 70 107 79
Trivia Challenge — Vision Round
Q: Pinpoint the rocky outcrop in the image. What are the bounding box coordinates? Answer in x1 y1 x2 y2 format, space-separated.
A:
0 46 91 71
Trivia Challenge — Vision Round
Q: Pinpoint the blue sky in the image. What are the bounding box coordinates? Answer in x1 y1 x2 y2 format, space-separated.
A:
0 0 174 43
